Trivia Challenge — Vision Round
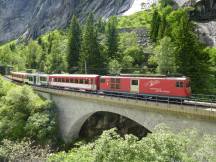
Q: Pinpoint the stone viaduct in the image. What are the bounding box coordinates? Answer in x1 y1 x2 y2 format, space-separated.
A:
34 86 216 143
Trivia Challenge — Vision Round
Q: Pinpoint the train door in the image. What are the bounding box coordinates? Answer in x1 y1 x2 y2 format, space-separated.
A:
33 76 37 85
130 79 139 93
91 78 95 90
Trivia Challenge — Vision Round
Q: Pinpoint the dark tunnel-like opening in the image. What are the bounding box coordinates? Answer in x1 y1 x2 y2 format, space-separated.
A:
79 111 151 140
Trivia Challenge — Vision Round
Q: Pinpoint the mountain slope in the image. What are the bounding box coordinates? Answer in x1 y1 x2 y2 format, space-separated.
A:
0 0 133 43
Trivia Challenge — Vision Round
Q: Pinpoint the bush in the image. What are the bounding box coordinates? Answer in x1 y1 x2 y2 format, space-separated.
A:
0 139 51 161
0 78 57 144
49 125 216 162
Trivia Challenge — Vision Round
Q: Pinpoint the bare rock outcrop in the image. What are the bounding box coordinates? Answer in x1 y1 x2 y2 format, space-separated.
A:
0 0 133 43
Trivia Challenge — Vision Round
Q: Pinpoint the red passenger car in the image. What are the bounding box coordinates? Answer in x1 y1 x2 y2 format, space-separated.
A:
99 76 191 98
49 74 100 91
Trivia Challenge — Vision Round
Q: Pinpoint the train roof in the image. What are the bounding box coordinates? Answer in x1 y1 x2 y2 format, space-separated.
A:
49 74 99 78
101 76 189 80
11 71 27 75
26 73 49 77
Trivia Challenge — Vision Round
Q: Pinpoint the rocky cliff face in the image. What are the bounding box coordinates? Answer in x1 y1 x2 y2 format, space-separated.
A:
190 0 216 46
191 0 216 21
0 0 133 43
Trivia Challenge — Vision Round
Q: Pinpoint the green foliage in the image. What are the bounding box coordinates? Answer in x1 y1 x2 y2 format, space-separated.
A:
26 41 42 69
154 36 176 74
45 31 68 73
106 16 119 59
157 6 173 40
159 0 176 8
203 47 216 93
79 13 105 74
96 17 106 33
167 8 212 93
0 139 51 161
108 59 122 75
150 8 161 42
0 42 26 70
119 32 146 73
0 78 57 144
121 55 134 73
148 3 215 93
49 125 216 162
68 16 81 73
0 77 14 98
118 11 150 29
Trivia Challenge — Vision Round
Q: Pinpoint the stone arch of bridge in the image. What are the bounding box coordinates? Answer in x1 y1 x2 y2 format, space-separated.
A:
79 111 151 138
66 110 152 142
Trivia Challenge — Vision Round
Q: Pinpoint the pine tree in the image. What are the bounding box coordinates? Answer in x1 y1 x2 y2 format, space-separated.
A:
157 6 173 40
96 17 106 33
79 13 104 74
106 16 119 59
67 15 81 73
150 8 161 42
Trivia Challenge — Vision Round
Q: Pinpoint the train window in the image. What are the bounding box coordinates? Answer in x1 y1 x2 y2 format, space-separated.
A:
111 84 115 89
80 79 84 84
132 80 138 85
28 77 32 81
40 77 47 82
70 79 74 83
176 82 180 87
116 84 120 89
75 79 78 83
91 79 93 84
58 78 61 82
176 81 183 88
100 79 105 83
85 80 89 84
111 78 120 83
111 78 115 83
66 78 69 83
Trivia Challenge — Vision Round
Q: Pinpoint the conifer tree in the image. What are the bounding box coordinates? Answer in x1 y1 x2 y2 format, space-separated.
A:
150 8 161 42
79 13 104 74
106 16 119 59
96 17 106 33
68 15 81 73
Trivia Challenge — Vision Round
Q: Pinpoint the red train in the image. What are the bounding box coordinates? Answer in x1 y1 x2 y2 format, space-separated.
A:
11 72 191 98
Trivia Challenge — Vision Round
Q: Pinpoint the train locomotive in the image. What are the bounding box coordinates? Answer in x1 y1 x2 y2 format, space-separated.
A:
10 72 191 99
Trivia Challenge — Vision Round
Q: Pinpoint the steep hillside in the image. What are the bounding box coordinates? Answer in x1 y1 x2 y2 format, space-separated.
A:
0 0 133 43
